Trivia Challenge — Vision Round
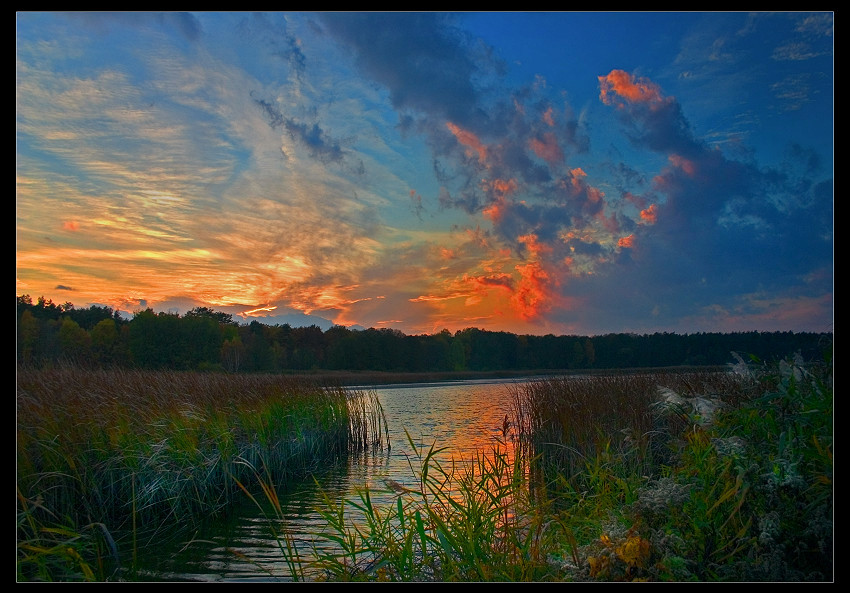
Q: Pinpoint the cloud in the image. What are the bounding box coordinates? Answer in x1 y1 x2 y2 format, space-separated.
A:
549 68 833 333
252 93 346 163
318 12 494 130
16 13 832 336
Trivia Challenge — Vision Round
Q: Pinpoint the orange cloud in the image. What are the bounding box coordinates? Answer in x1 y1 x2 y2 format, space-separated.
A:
565 167 589 194
529 132 563 164
482 198 507 223
466 272 514 292
241 304 278 317
62 221 80 231
446 121 487 163
491 178 518 196
587 185 605 204
543 106 556 127
640 203 658 224
518 233 552 258
598 69 666 108
511 261 550 320
618 234 635 248
438 246 457 260
481 177 518 215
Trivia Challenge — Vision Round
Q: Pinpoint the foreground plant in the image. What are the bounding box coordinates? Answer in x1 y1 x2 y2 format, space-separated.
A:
591 352 833 582
17 485 121 582
296 429 566 582
16 367 388 581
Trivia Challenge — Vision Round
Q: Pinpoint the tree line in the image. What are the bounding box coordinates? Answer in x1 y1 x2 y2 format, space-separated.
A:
16 295 832 373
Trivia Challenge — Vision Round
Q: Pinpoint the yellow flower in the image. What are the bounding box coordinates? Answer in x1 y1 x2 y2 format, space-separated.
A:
615 535 650 568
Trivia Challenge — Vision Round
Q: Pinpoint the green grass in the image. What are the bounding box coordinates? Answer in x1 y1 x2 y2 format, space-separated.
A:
16 366 388 581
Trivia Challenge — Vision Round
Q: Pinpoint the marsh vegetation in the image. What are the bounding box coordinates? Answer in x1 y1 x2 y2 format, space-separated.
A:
17 348 832 582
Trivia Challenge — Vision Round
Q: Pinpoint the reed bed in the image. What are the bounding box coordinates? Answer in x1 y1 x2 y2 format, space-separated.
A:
277 355 831 582
16 366 388 581
503 358 832 581
283 429 561 582
18 351 832 582
507 369 758 503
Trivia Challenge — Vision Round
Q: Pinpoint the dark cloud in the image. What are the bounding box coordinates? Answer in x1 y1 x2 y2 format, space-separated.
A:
568 69 833 332
234 13 306 79
319 12 592 259
318 16 829 333
252 94 345 164
318 12 492 131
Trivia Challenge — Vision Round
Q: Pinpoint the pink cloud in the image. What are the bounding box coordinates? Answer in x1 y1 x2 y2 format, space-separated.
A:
668 154 696 176
446 121 487 163
640 203 659 224
598 69 667 109
529 131 564 164
624 191 648 210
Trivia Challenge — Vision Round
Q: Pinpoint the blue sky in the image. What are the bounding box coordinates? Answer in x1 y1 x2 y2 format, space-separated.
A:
16 12 833 336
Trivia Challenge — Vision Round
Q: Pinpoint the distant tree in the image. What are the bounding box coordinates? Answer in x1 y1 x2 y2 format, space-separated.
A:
583 338 596 368
220 334 244 373
185 306 235 325
182 313 223 369
67 304 117 331
17 309 40 366
58 317 90 364
569 339 585 369
90 318 119 365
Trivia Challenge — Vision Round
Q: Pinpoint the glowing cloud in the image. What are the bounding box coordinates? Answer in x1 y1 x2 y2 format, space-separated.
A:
598 69 668 108
669 154 697 176
640 204 659 224
618 235 635 248
446 121 488 164
511 261 551 320
241 305 278 317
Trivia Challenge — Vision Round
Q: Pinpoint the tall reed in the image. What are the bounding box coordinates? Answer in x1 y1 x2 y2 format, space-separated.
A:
16 366 388 580
507 356 832 582
508 370 758 504
302 429 562 582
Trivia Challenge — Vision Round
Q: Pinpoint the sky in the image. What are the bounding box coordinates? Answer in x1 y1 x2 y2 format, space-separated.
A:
16 12 834 337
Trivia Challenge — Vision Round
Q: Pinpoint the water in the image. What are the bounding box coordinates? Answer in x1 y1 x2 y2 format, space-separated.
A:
130 377 530 581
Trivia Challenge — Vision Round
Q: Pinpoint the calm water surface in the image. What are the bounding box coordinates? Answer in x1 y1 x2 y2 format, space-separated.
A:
133 378 531 581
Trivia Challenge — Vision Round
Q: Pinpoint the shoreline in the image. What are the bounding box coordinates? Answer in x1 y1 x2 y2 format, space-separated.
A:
281 365 730 388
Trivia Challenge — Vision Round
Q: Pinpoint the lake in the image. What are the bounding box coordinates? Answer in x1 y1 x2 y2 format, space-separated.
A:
131 377 530 581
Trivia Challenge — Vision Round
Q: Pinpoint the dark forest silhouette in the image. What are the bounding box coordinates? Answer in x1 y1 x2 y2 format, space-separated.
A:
17 295 832 374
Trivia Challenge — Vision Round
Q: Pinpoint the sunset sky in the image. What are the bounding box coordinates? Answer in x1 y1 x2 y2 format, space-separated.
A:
16 12 833 336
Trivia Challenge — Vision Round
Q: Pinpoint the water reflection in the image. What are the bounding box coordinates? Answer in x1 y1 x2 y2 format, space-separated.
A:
132 378 526 581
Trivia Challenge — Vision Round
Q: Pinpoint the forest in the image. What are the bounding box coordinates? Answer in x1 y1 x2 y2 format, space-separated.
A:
16 294 832 374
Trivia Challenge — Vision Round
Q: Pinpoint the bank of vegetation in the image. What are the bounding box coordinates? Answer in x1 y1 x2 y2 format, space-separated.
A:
17 347 832 582
248 349 829 582
17 295 829 374
16 368 388 581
